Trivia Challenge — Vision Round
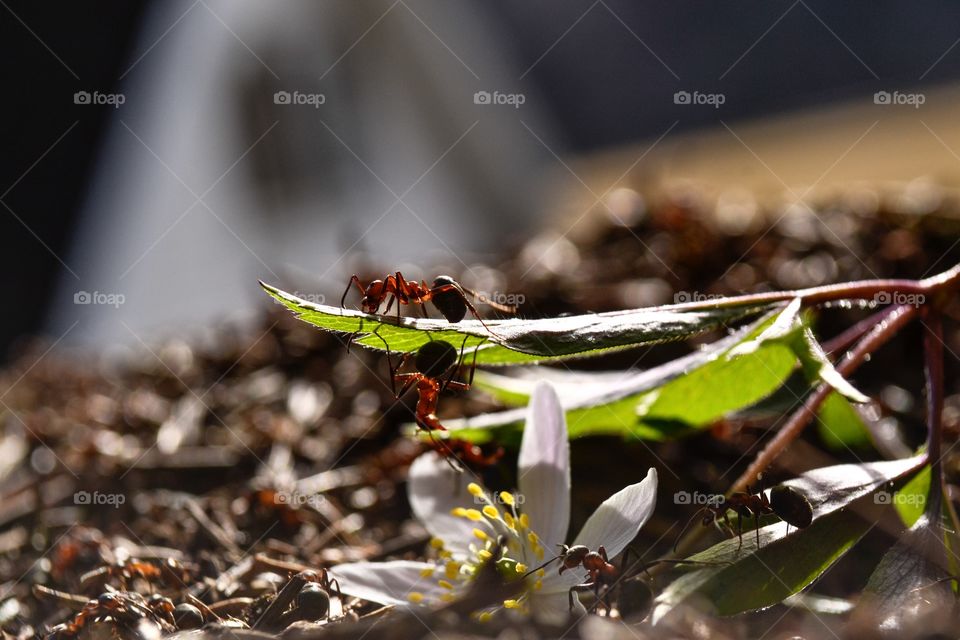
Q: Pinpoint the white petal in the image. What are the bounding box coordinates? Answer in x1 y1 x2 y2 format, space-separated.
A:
329 560 447 606
518 382 570 549
408 452 477 555
572 467 657 558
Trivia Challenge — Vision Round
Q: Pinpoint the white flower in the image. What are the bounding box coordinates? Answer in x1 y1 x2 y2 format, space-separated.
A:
330 381 658 621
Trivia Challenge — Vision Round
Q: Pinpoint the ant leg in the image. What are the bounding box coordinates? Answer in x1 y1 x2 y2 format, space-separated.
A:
340 275 365 309
344 318 366 354
755 513 761 549
371 324 400 395
431 284 503 337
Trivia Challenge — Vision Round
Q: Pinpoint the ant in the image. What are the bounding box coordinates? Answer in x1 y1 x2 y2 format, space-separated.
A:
375 333 482 470
341 273 516 333
524 544 718 617
79 557 197 592
426 438 504 470
675 484 813 551
47 592 174 639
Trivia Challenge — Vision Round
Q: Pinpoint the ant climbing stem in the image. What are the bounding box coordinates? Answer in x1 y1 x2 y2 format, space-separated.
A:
340 272 516 338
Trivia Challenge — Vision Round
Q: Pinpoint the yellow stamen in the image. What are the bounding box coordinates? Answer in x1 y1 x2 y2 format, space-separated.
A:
467 482 484 497
482 505 499 520
527 532 539 546
438 580 454 590
478 612 493 623
477 549 493 561
419 568 435 578
465 509 484 522
534 579 543 591
408 592 424 603
473 528 488 541
429 537 445 549
441 593 455 602
503 513 515 529
536 569 545 578
519 513 530 529
515 563 528 574
503 599 520 609
499 491 515 506
451 507 467 517
445 561 461 580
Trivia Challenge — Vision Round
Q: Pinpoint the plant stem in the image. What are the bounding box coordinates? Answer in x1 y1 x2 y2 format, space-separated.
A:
671 304 918 557
668 263 960 312
729 304 918 494
923 311 944 522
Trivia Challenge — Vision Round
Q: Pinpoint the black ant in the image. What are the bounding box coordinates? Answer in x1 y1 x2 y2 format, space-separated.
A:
341 273 516 333
675 484 813 551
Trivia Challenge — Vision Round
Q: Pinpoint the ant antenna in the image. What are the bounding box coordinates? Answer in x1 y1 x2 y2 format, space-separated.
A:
672 507 709 553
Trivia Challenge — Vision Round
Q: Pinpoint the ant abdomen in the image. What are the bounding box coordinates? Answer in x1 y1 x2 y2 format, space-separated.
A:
414 341 459 379
769 485 813 529
430 276 468 323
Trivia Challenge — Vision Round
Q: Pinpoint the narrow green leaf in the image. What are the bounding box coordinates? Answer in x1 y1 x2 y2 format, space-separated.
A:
443 308 795 439
893 465 930 527
260 282 770 366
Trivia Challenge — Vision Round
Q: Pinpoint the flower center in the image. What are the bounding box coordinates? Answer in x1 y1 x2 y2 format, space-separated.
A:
410 482 548 616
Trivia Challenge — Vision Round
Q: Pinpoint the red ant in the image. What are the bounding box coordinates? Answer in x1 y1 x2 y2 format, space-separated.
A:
524 545 718 616
383 337 478 433
341 273 516 333
375 333 483 471
426 438 505 470
675 484 812 551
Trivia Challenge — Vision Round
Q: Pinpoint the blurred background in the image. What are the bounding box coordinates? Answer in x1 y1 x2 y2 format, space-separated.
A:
4 1 960 351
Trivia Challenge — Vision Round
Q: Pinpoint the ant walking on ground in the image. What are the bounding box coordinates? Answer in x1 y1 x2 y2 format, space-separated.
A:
341 273 517 334
674 483 813 551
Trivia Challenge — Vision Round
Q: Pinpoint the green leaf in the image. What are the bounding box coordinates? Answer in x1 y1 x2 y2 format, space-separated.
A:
792 327 870 403
444 307 797 439
893 465 930 527
260 282 770 366
816 393 872 451
653 456 926 621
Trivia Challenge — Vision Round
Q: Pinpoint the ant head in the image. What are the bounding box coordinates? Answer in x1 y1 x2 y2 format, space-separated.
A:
361 280 385 312
560 544 590 568
415 341 459 378
430 276 468 323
